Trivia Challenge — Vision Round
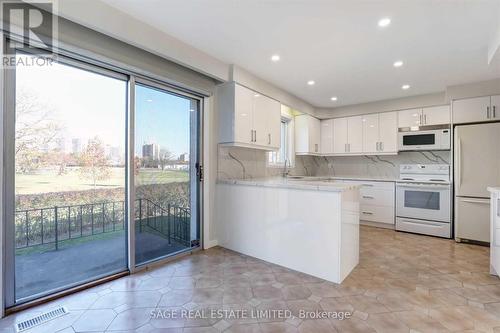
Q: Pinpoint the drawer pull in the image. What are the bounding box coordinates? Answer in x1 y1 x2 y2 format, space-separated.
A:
361 184 374 187
362 195 374 199
362 211 374 215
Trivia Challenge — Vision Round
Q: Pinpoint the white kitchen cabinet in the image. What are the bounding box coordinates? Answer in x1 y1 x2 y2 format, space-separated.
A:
218 82 281 150
362 112 397 154
423 105 450 125
490 188 500 276
320 119 334 154
341 180 396 226
398 108 422 128
333 117 348 154
398 106 450 127
362 114 379 154
347 116 363 153
378 111 398 153
452 96 492 124
491 95 500 120
295 114 321 154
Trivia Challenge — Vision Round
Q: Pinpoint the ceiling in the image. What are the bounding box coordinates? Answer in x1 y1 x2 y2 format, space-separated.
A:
102 0 500 108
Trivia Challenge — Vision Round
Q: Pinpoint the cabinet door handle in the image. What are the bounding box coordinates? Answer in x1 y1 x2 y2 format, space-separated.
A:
423 114 427 125
254 130 257 142
381 142 384 151
419 114 423 125
494 106 497 118
487 106 491 119
376 142 379 151
345 143 347 152
315 143 318 152
268 133 271 145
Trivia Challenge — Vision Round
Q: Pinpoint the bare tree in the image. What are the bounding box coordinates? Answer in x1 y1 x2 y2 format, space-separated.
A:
78 137 111 190
15 87 61 173
158 149 175 170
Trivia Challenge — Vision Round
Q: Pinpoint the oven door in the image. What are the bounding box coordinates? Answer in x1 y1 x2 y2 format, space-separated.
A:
398 131 439 151
396 183 451 222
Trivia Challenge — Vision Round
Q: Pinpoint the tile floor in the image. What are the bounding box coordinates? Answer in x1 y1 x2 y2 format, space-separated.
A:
2 225 500 333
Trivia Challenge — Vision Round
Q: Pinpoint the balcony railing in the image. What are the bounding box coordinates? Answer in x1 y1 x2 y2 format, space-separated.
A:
15 198 191 250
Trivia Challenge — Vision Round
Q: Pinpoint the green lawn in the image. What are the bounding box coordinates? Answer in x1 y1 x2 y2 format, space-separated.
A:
16 167 189 195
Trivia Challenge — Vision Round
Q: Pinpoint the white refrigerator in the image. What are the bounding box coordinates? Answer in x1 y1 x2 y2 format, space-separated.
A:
454 122 500 242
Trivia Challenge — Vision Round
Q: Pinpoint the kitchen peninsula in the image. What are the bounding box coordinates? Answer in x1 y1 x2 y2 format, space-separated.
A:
215 178 360 283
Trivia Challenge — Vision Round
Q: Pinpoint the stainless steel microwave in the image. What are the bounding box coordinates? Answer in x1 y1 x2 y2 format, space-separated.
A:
398 126 451 151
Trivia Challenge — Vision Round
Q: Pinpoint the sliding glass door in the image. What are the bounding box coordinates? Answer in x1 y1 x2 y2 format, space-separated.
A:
9 53 128 303
4 49 203 307
134 82 201 265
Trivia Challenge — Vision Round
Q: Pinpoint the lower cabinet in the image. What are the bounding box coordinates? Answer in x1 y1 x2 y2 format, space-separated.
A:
339 180 395 225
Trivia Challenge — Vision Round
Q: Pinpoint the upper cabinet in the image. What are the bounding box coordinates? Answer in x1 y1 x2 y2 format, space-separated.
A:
398 105 450 127
332 116 363 154
320 119 334 154
218 82 281 150
453 95 500 124
363 112 398 154
295 114 321 154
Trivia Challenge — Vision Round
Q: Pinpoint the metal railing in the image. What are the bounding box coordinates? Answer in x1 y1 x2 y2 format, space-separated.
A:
15 198 190 250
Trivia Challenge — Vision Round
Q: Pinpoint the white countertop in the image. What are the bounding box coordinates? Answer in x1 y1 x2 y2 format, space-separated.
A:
217 177 361 192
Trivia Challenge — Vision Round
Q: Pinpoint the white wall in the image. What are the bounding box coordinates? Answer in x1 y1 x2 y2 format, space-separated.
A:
57 0 229 81
230 65 316 116
446 78 500 101
316 92 447 119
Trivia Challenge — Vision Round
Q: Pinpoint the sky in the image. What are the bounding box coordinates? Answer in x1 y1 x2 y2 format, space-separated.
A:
16 54 192 158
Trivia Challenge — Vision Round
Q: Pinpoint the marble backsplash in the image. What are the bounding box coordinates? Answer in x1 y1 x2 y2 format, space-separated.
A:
217 145 450 180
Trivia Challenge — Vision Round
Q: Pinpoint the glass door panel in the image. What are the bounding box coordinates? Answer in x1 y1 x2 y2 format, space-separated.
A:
12 53 128 303
134 83 200 265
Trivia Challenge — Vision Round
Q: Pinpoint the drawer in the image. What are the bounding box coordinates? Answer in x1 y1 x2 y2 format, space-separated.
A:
343 180 395 190
360 188 395 207
360 204 395 224
396 217 451 238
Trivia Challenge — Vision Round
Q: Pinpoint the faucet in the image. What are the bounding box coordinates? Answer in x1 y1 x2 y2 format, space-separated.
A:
282 159 290 178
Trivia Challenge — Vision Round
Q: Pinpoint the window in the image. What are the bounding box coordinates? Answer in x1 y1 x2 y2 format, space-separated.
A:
268 117 293 166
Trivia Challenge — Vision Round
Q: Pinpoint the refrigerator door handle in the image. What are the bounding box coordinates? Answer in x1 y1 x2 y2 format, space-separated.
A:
461 198 489 204
457 139 462 189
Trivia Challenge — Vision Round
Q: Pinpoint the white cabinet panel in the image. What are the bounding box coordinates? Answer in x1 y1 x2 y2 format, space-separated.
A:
491 95 500 120
360 204 395 224
456 197 490 243
378 112 398 153
265 98 282 149
233 84 254 144
453 96 491 124
295 114 321 154
398 108 422 128
253 93 270 147
310 117 321 153
218 83 281 150
422 105 450 125
320 119 334 154
347 116 363 153
333 118 348 154
362 114 379 154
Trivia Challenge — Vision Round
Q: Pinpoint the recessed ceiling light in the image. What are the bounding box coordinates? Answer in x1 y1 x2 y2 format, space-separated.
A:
393 60 403 67
254 93 260 97
402 84 410 90
307 80 315 86
271 54 280 62
330 96 338 101
378 17 391 27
